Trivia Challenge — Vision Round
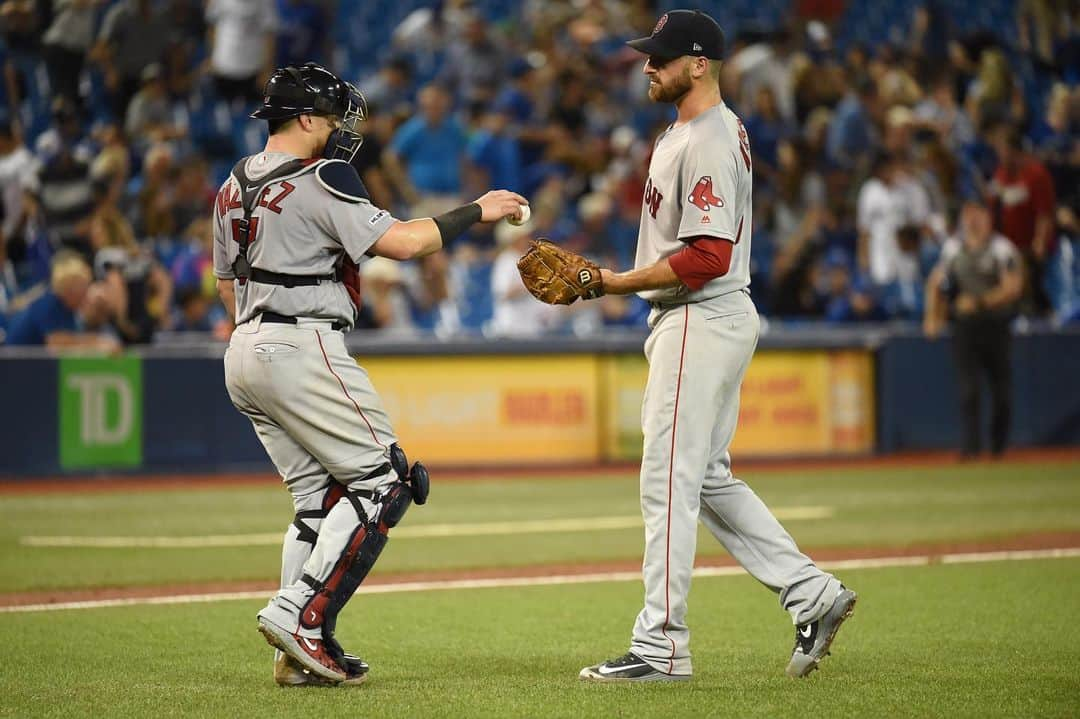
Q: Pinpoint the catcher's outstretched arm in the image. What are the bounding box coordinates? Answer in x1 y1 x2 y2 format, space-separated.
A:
600 259 683 295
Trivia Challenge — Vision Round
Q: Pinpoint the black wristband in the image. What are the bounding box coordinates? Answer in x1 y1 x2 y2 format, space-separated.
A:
433 203 482 243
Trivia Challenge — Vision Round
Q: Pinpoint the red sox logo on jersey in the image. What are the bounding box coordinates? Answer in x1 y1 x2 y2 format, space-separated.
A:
688 176 724 212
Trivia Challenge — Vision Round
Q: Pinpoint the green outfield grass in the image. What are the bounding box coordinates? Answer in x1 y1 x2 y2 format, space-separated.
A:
1 460 1079 592
1 559 1078 718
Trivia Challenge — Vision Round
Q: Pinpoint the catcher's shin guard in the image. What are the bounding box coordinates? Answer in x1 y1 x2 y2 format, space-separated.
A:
300 482 411 628
298 446 429 637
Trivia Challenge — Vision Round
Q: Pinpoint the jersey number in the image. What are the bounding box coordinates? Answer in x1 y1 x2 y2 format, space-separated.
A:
736 119 752 172
230 217 260 247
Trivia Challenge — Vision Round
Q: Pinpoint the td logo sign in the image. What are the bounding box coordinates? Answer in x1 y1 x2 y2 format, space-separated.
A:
59 357 142 469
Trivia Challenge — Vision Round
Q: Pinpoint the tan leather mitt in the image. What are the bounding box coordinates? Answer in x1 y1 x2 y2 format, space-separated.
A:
516 239 604 305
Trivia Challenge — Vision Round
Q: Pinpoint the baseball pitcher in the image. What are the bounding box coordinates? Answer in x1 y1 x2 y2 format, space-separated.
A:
518 11 857 682
213 63 526 686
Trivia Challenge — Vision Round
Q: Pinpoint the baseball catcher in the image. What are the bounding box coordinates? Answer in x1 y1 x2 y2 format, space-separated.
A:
214 61 526 687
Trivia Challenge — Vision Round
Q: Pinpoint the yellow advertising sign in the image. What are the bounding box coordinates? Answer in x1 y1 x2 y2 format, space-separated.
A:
359 349 873 465
603 350 874 459
826 350 876 452
362 355 601 464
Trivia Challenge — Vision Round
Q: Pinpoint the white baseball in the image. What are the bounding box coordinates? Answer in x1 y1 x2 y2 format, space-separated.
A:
508 202 531 226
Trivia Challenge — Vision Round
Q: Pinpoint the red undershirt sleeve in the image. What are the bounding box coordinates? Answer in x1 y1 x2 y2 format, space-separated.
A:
667 235 734 291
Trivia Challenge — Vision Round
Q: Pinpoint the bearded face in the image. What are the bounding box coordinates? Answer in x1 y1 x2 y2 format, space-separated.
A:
647 58 693 104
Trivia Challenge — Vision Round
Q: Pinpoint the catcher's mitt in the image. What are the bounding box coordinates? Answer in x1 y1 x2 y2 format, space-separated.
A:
516 239 604 305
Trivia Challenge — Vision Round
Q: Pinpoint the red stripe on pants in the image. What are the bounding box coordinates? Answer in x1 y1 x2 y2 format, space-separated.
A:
315 330 385 448
662 306 689 673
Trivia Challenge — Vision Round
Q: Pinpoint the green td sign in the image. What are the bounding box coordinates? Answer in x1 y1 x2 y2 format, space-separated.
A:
59 357 143 469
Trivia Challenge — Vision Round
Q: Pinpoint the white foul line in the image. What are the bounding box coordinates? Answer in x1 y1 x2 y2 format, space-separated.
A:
17 507 834 549
2 547 1078 614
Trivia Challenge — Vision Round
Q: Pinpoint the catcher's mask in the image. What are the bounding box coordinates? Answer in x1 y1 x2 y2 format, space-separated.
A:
324 82 367 163
252 62 368 162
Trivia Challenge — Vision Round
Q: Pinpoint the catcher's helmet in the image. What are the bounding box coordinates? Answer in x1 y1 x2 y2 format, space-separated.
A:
251 62 367 161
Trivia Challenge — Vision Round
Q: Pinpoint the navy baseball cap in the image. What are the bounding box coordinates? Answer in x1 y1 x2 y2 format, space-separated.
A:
628 10 725 60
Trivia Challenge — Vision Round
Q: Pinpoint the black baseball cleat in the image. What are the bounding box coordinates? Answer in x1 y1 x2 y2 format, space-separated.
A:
579 652 690 683
786 586 858 678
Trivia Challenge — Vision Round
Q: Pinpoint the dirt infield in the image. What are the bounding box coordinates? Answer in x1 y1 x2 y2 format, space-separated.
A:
3 530 1078 609
1 447 1078 495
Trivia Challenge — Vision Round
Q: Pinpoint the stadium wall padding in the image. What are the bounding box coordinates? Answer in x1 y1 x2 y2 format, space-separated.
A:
0 331 1077 476
876 332 1080 451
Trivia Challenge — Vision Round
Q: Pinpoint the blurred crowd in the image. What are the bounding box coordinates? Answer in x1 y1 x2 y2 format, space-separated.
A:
0 0 1078 347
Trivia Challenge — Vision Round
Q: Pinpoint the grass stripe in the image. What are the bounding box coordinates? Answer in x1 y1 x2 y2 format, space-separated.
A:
17 506 835 548
3 547 1078 614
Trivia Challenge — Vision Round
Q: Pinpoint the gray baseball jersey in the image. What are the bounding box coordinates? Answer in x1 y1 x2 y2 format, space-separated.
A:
634 103 752 303
220 151 406 662
626 103 843 676
212 151 397 327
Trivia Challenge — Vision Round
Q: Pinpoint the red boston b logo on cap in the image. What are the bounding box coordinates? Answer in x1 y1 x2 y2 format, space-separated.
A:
653 13 668 34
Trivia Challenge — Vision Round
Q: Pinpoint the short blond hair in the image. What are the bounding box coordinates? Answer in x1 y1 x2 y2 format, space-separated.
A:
50 251 92 292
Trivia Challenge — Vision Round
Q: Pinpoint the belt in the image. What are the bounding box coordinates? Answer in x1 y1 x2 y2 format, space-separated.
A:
649 289 750 312
260 311 348 332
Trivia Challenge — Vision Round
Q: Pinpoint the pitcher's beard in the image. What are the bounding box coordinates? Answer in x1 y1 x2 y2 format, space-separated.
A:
648 72 692 104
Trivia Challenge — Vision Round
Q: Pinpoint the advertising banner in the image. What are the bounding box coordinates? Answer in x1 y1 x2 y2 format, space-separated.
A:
58 357 143 469
603 350 874 460
363 355 601 463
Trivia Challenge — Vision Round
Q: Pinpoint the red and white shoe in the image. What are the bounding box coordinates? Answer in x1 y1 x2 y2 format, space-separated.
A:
257 615 346 683
273 654 367 687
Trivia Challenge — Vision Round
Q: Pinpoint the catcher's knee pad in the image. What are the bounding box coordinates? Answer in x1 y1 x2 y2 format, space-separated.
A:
389 442 430 506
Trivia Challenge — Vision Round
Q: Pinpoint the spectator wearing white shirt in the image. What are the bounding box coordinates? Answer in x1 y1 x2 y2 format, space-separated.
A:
857 151 931 286
0 117 40 280
205 0 279 105
488 220 561 338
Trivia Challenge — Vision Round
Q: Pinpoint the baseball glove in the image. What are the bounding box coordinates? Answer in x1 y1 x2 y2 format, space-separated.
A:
516 239 604 305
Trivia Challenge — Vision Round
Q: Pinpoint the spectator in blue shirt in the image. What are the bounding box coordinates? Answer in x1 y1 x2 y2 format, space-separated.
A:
821 248 888 322
275 0 328 67
385 83 466 215
466 104 522 194
743 86 791 178
6 251 117 351
826 77 880 169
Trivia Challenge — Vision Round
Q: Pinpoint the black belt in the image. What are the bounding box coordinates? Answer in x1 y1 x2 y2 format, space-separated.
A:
260 311 348 331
